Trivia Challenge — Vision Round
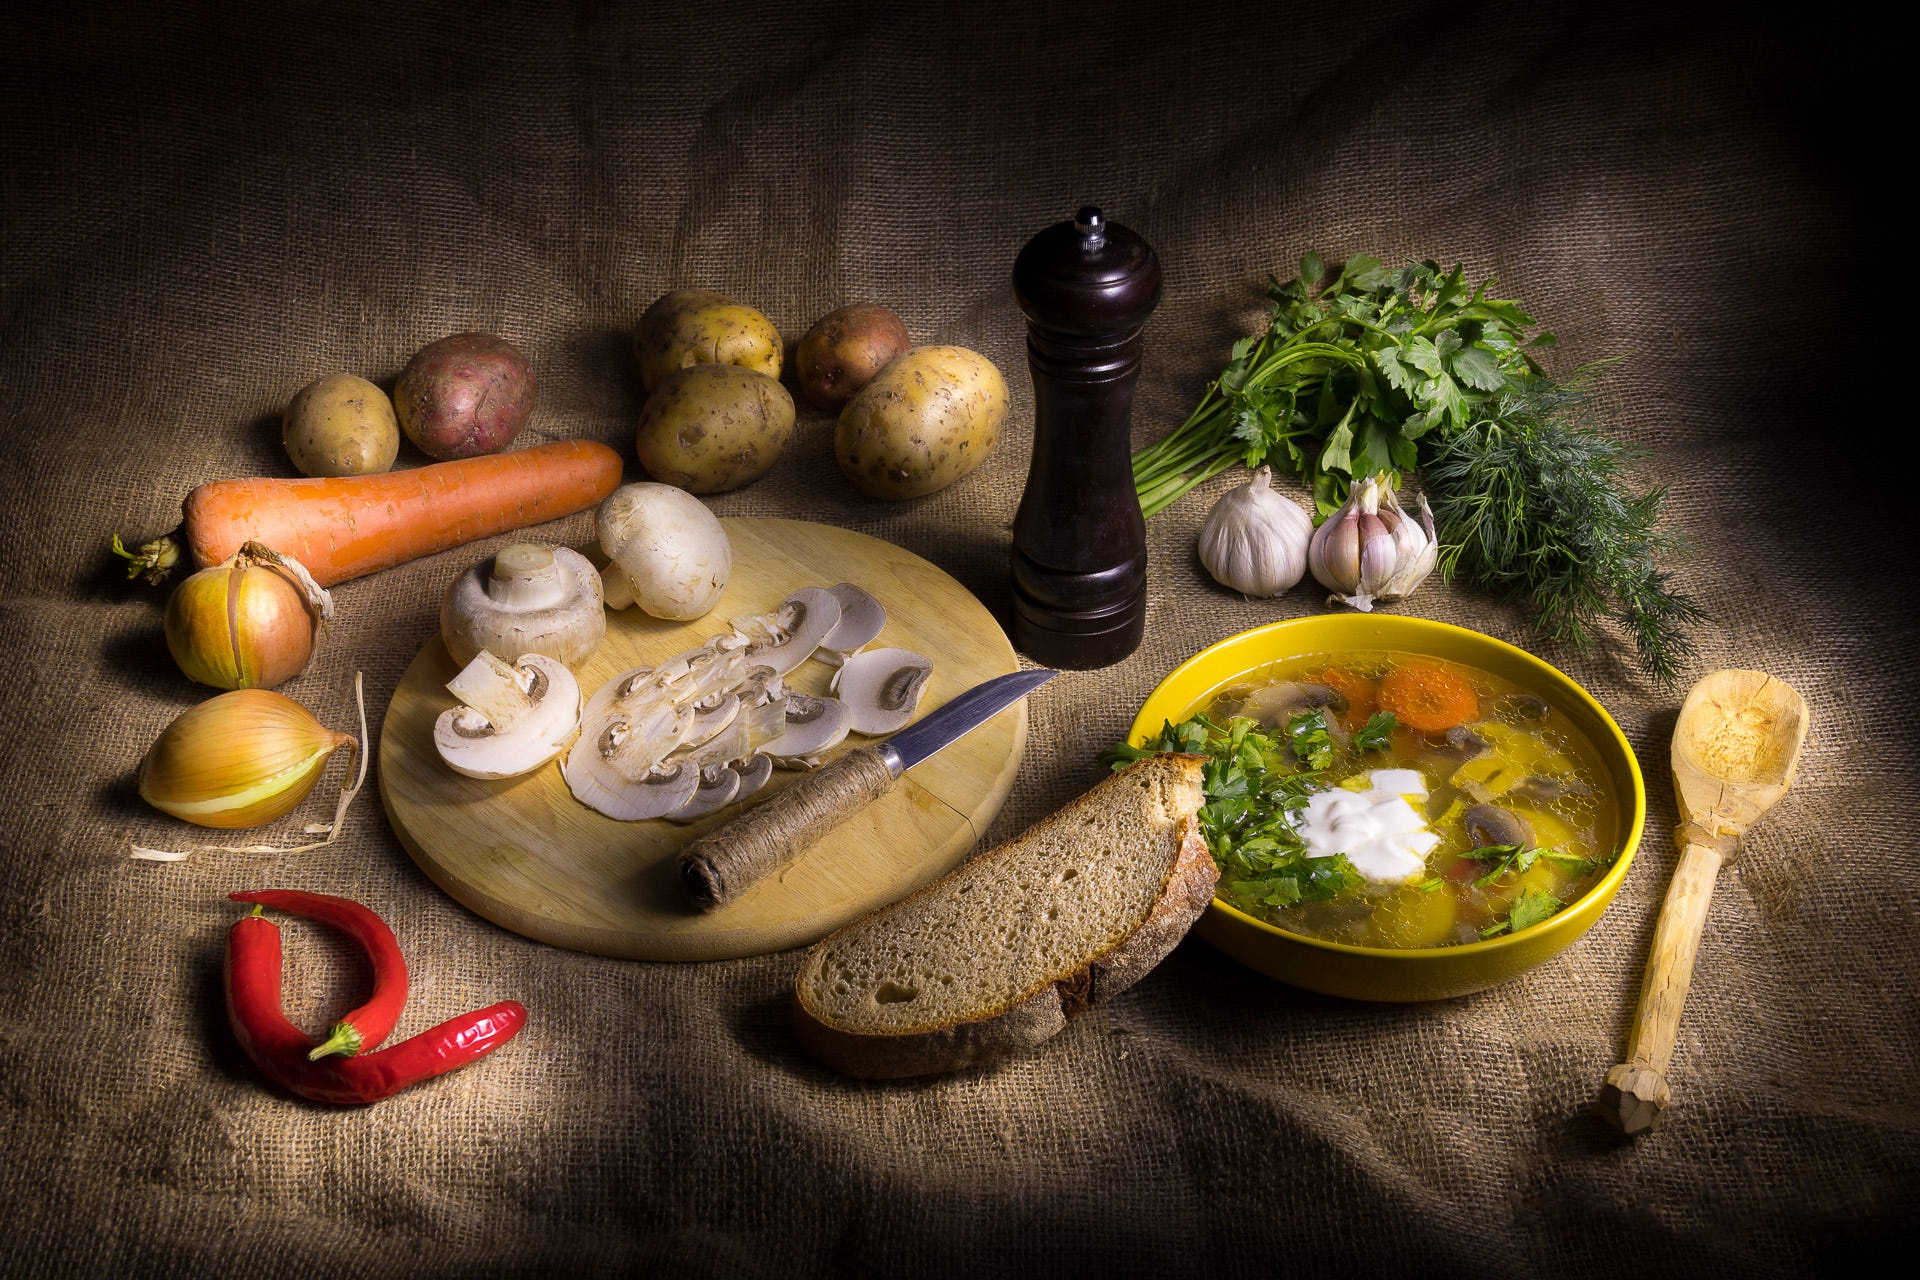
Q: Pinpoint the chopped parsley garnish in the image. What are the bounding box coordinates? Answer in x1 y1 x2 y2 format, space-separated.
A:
1102 713 1362 913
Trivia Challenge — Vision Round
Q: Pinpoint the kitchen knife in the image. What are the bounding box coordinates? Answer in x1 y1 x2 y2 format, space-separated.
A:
678 668 1056 911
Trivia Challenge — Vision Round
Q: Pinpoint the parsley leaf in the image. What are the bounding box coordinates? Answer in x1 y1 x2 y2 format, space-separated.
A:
1286 709 1335 772
1504 888 1564 936
1352 711 1398 752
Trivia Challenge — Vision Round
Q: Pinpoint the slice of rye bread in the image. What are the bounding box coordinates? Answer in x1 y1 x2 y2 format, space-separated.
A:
791 752 1214 1078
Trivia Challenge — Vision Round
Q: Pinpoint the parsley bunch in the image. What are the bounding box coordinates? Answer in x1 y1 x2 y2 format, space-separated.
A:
1131 252 1700 683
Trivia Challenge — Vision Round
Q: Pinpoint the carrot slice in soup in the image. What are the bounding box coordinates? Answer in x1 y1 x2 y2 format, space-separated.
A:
1377 662 1479 733
1307 666 1378 732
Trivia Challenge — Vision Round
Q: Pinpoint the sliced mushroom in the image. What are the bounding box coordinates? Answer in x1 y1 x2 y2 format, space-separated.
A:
1510 774 1592 805
731 753 774 801
680 693 741 752
441 543 605 669
814 583 887 666
664 764 742 823
1242 680 1346 729
574 760 701 821
1463 803 1534 849
433 651 582 780
747 587 842 676
1491 692 1551 724
762 693 851 758
833 647 933 735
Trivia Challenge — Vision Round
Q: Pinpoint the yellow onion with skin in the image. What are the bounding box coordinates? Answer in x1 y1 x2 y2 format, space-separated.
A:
139 689 355 829
165 542 332 690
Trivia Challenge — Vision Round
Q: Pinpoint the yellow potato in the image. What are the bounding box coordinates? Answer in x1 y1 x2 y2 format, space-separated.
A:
281 373 399 477
834 346 1008 500
635 364 794 494
632 290 782 391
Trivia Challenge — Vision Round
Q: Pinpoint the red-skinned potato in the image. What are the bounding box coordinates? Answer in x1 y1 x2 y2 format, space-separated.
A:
393 333 536 460
793 304 910 411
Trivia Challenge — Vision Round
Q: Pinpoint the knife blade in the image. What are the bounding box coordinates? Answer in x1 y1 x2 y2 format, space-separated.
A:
678 668 1056 911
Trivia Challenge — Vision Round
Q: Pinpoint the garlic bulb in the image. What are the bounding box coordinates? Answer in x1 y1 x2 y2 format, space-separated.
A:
1196 466 1314 597
1307 474 1438 612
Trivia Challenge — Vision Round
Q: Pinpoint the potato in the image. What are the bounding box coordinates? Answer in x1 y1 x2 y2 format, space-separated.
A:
835 346 1008 500
282 373 399 477
393 333 535 460
793 303 910 411
633 290 782 392
636 364 794 494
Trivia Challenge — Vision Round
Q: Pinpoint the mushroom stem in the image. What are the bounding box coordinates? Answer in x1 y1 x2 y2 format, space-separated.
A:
488 544 568 609
602 562 637 610
447 651 538 728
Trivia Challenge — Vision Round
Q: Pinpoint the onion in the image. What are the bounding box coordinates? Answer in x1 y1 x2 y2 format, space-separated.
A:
138 688 354 830
165 542 332 689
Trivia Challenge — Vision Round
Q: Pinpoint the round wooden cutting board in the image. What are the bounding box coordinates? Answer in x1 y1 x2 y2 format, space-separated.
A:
379 518 1027 961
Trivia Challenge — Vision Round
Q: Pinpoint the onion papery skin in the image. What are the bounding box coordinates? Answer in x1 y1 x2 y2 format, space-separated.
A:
165 558 315 690
138 689 351 829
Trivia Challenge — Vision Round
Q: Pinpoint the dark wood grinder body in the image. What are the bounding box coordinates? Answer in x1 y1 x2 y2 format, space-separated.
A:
1010 207 1162 669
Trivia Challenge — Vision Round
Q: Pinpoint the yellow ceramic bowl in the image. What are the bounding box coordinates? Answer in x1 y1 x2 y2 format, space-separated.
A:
1130 614 1645 1001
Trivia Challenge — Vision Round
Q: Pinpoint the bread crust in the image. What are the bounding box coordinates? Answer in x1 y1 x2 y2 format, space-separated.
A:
791 756 1215 1079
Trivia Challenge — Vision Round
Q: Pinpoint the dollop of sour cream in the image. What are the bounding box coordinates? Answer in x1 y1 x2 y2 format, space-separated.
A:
1291 768 1438 883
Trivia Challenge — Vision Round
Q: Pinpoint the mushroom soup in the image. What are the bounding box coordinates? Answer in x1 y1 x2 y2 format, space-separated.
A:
1196 651 1620 948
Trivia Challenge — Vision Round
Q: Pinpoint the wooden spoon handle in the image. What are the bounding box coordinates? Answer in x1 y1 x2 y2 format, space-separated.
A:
677 746 898 912
1601 840 1726 1134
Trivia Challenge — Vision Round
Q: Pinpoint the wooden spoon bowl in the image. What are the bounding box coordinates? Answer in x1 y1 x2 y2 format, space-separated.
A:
1600 669 1808 1134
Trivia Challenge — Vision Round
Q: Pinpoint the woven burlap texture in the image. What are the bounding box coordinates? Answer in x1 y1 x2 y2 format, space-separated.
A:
1 3 1911 1276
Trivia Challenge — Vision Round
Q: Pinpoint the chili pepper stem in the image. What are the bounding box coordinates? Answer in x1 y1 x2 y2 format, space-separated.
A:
308 1020 365 1060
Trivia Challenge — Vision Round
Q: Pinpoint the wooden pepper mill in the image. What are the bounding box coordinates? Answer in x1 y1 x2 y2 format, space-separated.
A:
1010 206 1162 669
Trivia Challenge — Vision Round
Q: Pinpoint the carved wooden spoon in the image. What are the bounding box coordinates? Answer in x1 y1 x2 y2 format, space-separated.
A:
1601 669 1809 1134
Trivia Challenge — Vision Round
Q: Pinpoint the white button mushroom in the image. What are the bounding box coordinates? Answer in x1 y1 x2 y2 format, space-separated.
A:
596 482 732 621
441 543 606 668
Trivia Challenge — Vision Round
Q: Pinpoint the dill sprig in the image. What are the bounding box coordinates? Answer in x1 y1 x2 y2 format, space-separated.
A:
1417 370 1704 684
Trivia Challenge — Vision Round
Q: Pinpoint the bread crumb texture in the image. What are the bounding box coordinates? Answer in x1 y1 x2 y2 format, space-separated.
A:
797 755 1205 1033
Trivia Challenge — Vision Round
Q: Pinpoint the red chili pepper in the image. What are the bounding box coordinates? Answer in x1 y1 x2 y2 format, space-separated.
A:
229 889 408 1059
225 907 527 1105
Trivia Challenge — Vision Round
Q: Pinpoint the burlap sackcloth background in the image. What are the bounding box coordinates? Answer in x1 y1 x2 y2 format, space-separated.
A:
2 3 1911 1276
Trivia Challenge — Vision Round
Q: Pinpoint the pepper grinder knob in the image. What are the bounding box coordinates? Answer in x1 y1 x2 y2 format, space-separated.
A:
1009 206 1162 668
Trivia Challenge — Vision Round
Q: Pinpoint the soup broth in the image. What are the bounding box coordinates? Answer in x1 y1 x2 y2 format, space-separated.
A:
1199 650 1619 948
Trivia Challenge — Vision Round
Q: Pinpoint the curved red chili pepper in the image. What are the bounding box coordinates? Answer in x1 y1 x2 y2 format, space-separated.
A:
229 889 408 1059
225 908 527 1105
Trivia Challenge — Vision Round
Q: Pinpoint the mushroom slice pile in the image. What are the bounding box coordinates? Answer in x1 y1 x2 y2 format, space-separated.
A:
434 651 582 780
563 583 932 821
833 647 934 735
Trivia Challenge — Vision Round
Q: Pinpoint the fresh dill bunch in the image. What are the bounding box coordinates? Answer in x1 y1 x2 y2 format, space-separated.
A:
1417 369 1704 684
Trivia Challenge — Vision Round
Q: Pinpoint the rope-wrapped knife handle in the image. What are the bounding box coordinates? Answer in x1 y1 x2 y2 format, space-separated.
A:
678 745 897 911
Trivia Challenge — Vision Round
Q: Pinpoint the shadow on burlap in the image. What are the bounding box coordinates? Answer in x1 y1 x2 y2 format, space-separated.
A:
0 3 1911 1276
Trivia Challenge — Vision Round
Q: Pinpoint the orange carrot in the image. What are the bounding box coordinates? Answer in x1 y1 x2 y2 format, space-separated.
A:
1377 662 1479 734
117 440 623 587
